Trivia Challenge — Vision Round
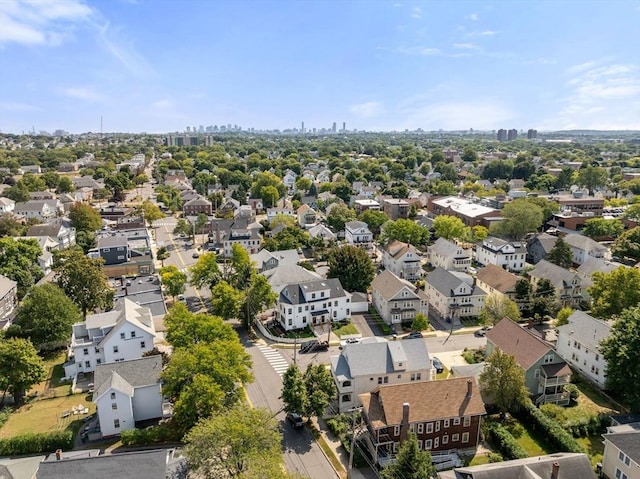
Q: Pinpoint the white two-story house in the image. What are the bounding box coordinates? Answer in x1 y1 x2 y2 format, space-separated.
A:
427 238 471 272
64 298 157 379
276 278 351 331
424 267 486 323
556 311 611 388
381 240 421 282
371 270 429 326
345 221 373 248
476 237 527 272
564 233 609 266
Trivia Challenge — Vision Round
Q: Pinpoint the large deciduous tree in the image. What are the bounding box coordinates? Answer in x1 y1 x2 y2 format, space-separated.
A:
164 303 238 348
12 283 81 350
184 405 283 479
612 227 640 263
480 294 521 326
189 252 221 289
325 203 356 232
479 349 529 417
0 338 46 404
0 238 43 298
241 273 277 329
577 165 608 196
589 267 640 319
303 364 336 419
490 199 544 240
210 281 245 320
381 432 435 479
159 265 187 300
53 248 112 318
380 219 430 247
583 218 624 239
136 199 165 226
69 203 103 233
327 245 375 293
547 236 573 268
433 215 466 240
358 209 389 236
281 364 308 417
600 306 640 412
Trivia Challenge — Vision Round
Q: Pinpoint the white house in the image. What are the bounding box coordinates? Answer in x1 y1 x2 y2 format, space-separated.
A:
13 200 55 221
371 270 429 326
282 170 297 193
64 298 157 378
275 278 351 331
93 355 163 437
424 267 486 323
427 238 471 272
308 223 337 242
556 311 611 388
380 240 421 282
0 197 15 214
344 221 373 247
564 233 610 265
266 207 295 224
297 204 317 229
330 338 434 413
601 423 640 479
476 237 527 272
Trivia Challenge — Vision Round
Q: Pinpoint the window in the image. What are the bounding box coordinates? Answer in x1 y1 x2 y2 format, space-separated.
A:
130 331 136 338
111 402 118 410
434 437 439 448
120 332 125 339
426 422 433 433
85 361 90 368
312 293 316 299
435 421 440 432
140 341 146 348
534 368 540 378
83 348 88 355
384 376 388 384
334 300 338 306
114 419 120 429
110 392 116 399
417 423 424 434
394 426 400 436
425 439 432 450
442 435 449 444
453 418 461 426
417 439 423 450
298 307 302 313
113 346 119 353
96 359 101 364
462 432 469 443
444 419 450 428
452 433 459 442
463 416 471 427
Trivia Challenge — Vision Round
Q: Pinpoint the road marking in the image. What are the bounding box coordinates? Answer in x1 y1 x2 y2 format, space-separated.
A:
257 344 290 376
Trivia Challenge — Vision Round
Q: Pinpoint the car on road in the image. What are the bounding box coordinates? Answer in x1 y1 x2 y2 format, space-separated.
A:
404 331 423 340
474 326 492 337
178 294 186 302
286 412 304 430
299 340 329 353
339 337 361 347
192 252 200 259
432 356 444 374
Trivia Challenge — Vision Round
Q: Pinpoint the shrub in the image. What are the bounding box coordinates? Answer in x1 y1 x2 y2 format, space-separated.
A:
539 403 567 423
0 430 73 456
485 422 528 460
517 400 584 453
120 422 183 446
462 347 486 364
564 384 580 404
325 414 366 468
0 407 12 429
488 452 504 463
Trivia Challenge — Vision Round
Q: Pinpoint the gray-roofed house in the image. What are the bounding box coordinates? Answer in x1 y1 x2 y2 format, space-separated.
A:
331 338 434 413
381 240 421 282
528 259 584 307
0 273 18 327
27 217 76 250
564 233 610 265
371 270 429 327
345 220 373 247
37 448 185 479
526 232 559 264
427 237 471 272
576 257 624 301
424 267 486 324
601 423 640 479
360 377 486 466
0 196 15 214
439 452 597 479
14 200 56 220
250 248 300 273
209 217 262 256
0 454 44 479
276 278 351 331
475 236 527 272
93 355 163 437
64 298 157 379
307 223 337 242
556 311 612 388
486 318 571 405
262 263 322 294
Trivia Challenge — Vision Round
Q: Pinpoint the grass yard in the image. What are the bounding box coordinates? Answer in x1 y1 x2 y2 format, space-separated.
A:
577 435 605 466
30 351 71 399
0 394 95 439
514 426 551 457
333 323 359 337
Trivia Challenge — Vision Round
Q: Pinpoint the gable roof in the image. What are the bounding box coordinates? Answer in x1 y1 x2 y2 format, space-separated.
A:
564 233 608 253
382 240 417 260
480 236 526 254
486 318 552 370
602 431 640 465
94 355 162 401
476 264 519 294
371 270 423 301
345 220 370 232
557 311 612 352
576 257 622 278
0 273 17 295
360 377 486 429
430 237 469 259
279 278 347 305
425 267 485 298
529 260 580 288
527 232 558 254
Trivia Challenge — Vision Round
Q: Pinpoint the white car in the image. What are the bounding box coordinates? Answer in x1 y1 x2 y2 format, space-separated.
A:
340 337 361 347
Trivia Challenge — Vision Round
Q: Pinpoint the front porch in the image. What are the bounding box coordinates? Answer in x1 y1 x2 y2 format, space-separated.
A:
536 362 572 405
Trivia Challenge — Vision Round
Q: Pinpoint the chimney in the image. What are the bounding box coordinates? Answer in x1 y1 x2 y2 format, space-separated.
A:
467 379 473 398
399 403 410 442
551 461 560 479
55 449 63 461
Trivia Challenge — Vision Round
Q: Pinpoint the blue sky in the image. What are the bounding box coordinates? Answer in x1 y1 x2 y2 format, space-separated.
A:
1 0 639 134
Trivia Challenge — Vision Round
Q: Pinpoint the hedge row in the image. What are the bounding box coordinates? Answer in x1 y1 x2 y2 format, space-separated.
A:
518 400 585 453
565 413 611 438
326 415 367 468
485 422 529 460
120 423 183 446
0 430 73 456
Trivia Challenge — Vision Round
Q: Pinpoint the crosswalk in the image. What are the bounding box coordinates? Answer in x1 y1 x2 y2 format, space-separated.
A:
154 220 178 227
256 344 290 377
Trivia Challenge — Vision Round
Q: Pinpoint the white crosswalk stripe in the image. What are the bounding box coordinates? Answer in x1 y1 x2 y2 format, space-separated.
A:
256 344 290 376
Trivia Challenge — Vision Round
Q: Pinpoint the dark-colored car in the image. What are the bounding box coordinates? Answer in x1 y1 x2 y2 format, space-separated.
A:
286 412 304 430
432 356 444 374
404 331 423 340
474 326 492 337
299 340 329 353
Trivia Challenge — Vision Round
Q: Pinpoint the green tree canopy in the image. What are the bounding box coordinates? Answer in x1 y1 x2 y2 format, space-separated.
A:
358 209 389 236
69 203 103 233
479 348 529 417
490 198 544 240
281 364 308 416
326 203 356 232
159 265 187 300
577 165 608 196
164 303 238 348
600 306 640 412
241 273 277 329
189 252 221 289
480 294 521 326
136 199 165 226
411 312 429 331
433 215 466 240
327 245 375 293
13 283 81 350
381 432 435 479
589 266 640 319
210 281 245 320
250 171 286 199
53 247 112 317
612 227 640 263
547 236 573 268
583 218 624 239
302 363 336 419
380 219 430 247
156 245 170 267
0 238 44 298
0 337 46 404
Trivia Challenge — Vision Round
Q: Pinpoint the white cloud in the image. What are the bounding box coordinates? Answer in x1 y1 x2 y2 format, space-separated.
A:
59 86 103 101
411 6 421 19
480 30 498 36
453 42 478 50
0 0 93 45
350 101 384 119
467 13 478 21
95 20 152 77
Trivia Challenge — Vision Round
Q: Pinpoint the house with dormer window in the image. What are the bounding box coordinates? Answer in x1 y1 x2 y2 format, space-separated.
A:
428 238 471 272
371 270 429 326
381 240 422 282
345 221 373 247
476 236 527 272
424 267 486 323
528 260 584 307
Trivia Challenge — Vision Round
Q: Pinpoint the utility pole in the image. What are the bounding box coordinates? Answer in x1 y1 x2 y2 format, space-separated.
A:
347 407 362 479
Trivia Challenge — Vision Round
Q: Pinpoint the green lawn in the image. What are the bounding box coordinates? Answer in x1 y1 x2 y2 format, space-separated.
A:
514 427 551 456
577 435 605 466
31 351 71 399
333 323 359 337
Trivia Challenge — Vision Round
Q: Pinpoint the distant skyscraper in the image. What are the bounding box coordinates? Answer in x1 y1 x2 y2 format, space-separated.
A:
342 122 346 132
497 129 507 141
301 121 305 133
527 129 538 139
186 126 191 133
332 122 337 133
507 129 518 141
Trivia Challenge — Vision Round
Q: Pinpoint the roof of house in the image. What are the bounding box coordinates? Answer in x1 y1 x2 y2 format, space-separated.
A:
602 431 640 465
84 298 155 337
430 237 469 259
37 449 184 479
94 355 162 401
98 234 129 249
425 267 486 298
576 257 622 278
0 454 45 479
486 318 553 370
345 220 370 231
527 232 558 254
371 270 426 301
251 248 299 269
0 197 15 207
360 377 486 429
280 278 347 305
529 259 580 288
27 218 73 238
331 338 430 381
564 233 608 253
476 264 519 294
308 223 336 239
0 273 18 295
263 264 321 291
382 240 417 260
431 196 499 218
557 311 611 352
479 236 526 253
438 452 596 479
184 196 212 206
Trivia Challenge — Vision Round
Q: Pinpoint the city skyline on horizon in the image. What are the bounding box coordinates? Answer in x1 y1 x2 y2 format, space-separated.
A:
1 0 639 135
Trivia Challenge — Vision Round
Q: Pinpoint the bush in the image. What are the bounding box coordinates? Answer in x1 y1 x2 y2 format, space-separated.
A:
517 400 584 452
0 407 12 429
488 452 504 463
0 430 73 456
564 384 580 404
486 422 529 460
120 422 183 446
462 347 485 364
326 414 366 468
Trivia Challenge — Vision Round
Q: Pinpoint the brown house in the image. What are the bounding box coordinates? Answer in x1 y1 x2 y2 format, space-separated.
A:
383 198 410 220
359 377 486 467
183 196 213 216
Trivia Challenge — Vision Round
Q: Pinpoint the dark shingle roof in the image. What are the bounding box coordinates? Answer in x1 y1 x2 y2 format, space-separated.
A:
94 355 162 400
603 431 640 466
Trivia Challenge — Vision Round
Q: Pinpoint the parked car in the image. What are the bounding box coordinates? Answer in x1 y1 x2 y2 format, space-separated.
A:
340 337 361 347
286 412 304 430
299 340 329 353
404 331 423 340
192 252 200 259
474 325 492 337
432 356 444 374
178 294 186 302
